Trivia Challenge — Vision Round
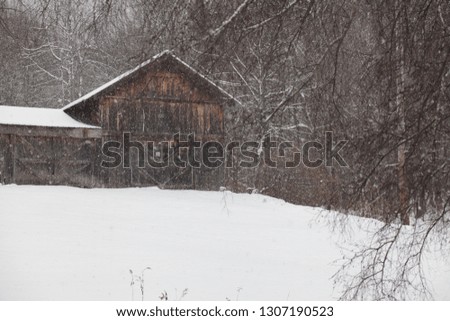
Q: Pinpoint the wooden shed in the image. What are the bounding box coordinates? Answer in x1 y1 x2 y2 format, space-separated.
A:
0 51 234 189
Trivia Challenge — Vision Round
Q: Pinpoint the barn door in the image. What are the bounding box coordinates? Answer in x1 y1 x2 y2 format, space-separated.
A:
55 138 95 187
14 136 55 185
13 136 95 187
129 143 194 189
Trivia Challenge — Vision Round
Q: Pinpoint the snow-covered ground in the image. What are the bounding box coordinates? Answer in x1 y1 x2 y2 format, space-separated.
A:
0 185 448 300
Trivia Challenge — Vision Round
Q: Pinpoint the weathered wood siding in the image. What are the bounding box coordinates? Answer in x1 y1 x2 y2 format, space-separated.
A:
0 134 13 184
101 98 223 136
0 127 101 187
99 68 224 136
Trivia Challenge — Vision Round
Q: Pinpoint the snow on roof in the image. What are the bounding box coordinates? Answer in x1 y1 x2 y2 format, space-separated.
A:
62 50 238 111
0 105 99 128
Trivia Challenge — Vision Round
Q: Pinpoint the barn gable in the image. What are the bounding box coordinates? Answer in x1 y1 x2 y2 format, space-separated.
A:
63 51 234 129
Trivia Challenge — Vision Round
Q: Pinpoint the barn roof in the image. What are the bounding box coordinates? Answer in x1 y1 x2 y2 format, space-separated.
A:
62 50 237 112
0 106 98 128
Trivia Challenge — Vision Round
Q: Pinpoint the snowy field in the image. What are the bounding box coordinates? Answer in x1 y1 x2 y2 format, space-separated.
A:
0 185 448 300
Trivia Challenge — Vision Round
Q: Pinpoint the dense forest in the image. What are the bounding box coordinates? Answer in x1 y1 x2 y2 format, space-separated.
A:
1 0 449 299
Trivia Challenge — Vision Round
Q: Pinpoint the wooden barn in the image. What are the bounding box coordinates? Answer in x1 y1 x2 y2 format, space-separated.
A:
0 51 234 189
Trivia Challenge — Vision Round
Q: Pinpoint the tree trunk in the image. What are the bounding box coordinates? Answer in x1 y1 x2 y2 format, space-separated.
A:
396 1 409 225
